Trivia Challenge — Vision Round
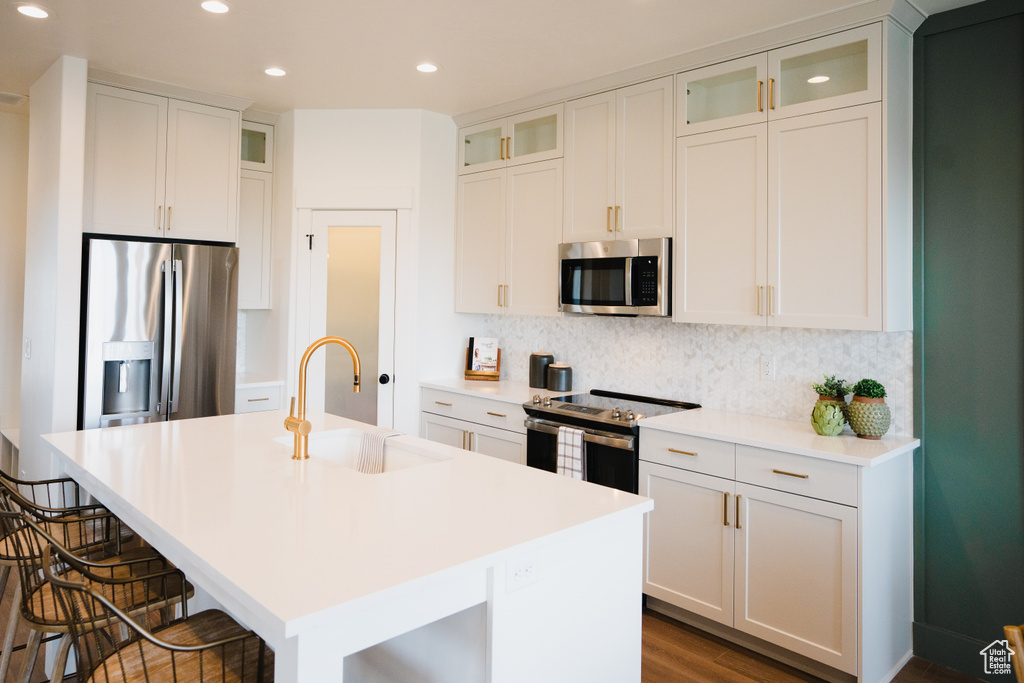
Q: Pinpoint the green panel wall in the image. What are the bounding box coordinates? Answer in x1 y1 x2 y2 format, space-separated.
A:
914 1 1024 678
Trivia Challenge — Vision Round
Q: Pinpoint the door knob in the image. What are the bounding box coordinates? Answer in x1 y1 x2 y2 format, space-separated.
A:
379 374 390 384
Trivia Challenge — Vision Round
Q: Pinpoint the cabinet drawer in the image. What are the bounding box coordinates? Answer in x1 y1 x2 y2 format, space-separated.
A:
736 445 857 506
639 429 735 479
235 384 282 413
421 388 527 434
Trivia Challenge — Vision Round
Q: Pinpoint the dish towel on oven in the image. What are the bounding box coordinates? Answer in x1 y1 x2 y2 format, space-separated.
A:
556 426 587 481
357 427 401 475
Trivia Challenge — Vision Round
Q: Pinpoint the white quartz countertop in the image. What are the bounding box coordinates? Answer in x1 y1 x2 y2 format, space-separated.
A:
639 408 919 467
43 411 650 646
421 378 576 404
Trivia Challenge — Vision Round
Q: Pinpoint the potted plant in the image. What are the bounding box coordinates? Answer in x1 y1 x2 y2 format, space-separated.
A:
809 375 850 436
846 378 891 439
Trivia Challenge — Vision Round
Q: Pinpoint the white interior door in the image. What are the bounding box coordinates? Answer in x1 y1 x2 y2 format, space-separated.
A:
302 210 397 427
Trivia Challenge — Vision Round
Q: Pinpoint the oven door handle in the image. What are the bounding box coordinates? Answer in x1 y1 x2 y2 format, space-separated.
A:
524 417 635 451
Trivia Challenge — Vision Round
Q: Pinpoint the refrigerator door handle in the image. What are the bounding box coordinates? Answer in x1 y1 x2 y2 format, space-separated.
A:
159 260 174 415
170 259 184 414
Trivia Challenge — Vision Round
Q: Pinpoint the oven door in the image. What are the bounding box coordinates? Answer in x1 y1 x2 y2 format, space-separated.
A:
524 417 638 493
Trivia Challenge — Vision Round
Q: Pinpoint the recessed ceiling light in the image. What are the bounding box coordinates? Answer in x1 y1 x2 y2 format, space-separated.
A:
13 3 51 18
416 63 439 73
807 75 830 84
201 0 230 13
265 67 286 77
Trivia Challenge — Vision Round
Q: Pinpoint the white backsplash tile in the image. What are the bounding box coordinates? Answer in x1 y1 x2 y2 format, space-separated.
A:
482 316 913 435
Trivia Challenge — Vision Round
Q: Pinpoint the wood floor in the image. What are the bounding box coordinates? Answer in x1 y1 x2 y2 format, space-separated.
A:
641 608 983 683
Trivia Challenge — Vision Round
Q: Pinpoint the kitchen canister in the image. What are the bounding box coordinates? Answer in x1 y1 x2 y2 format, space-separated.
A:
547 362 573 392
529 352 554 389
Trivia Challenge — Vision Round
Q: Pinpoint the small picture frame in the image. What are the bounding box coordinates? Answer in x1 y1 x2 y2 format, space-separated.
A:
465 337 501 381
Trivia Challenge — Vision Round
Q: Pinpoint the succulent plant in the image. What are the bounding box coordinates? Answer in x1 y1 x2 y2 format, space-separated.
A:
811 374 851 400
851 378 886 399
810 401 846 436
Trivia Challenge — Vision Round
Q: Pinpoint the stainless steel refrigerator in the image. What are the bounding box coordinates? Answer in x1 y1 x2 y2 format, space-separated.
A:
79 238 238 430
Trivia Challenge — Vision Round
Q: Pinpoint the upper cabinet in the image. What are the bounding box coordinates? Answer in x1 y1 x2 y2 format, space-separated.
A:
458 104 563 174
84 83 240 243
237 120 275 310
678 24 881 136
240 121 274 173
563 77 674 243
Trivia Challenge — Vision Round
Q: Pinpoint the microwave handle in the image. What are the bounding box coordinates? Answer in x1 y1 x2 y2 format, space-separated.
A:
623 258 633 306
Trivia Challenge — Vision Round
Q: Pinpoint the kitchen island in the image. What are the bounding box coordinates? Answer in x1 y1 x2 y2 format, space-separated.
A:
44 411 652 682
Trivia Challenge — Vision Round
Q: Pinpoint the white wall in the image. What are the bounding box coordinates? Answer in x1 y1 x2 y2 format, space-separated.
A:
20 56 88 479
284 109 471 434
0 111 28 430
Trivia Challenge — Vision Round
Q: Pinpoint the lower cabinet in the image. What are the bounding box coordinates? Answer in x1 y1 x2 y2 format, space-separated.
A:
419 388 527 465
639 428 893 679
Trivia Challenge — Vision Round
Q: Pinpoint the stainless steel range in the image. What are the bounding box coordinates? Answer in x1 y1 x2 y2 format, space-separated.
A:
523 390 700 493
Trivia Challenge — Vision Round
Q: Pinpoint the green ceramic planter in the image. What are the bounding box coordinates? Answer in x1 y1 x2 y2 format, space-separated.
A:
846 397 891 439
810 398 847 436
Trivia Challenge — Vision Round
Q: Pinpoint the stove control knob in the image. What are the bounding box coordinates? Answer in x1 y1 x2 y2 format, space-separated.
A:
543 396 552 407
611 407 621 419
627 410 636 421
532 394 541 405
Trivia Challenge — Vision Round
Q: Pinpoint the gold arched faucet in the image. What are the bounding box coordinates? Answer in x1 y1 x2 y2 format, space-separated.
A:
284 336 361 460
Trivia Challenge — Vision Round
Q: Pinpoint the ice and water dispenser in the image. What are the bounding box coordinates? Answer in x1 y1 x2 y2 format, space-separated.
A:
99 341 156 425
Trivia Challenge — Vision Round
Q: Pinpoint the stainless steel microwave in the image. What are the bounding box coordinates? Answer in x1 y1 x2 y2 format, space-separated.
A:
558 238 671 317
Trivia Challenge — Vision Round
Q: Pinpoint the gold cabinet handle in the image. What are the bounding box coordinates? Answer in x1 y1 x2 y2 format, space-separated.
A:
757 285 763 316
166 206 172 231
498 285 503 307
772 469 810 479
486 411 507 418
247 397 269 402
467 431 474 450
499 137 505 161
434 401 453 407
723 491 730 527
607 206 613 232
461 430 467 449
768 78 775 110
615 205 622 232
757 81 763 112
157 205 163 231
668 448 698 457
735 494 742 530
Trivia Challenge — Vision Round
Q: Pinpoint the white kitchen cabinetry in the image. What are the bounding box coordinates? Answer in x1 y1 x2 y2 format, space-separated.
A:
676 103 882 329
563 77 674 243
240 120 274 172
238 168 273 309
458 104 563 174
677 24 880 136
455 159 562 315
675 19 909 331
84 83 240 243
234 378 283 413
419 388 527 465
640 419 913 682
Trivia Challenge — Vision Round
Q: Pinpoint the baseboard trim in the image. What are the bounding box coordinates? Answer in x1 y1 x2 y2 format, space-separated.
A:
912 621 991 679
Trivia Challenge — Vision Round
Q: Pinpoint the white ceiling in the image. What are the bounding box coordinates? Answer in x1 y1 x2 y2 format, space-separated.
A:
0 0 981 118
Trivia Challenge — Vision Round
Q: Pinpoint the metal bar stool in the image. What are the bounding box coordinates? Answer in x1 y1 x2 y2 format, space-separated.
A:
39 533 268 682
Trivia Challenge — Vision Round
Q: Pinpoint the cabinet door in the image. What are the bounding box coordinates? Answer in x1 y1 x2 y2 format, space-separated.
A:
734 482 857 675
768 23 881 120
508 104 563 167
505 159 562 316
164 100 240 243
238 170 272 309
640 461 735 626
675 125 767 325
768 103 881 330
470 424 527 465
420 413 471 450
456 169 505 314
678 54 768 136
459 118 508 174
563 91 617 243
84 84 168 237
616 77 674 239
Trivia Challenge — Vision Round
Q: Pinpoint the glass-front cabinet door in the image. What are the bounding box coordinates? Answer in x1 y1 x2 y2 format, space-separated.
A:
677 54 768 136
458 104 563 174
768 23 881 120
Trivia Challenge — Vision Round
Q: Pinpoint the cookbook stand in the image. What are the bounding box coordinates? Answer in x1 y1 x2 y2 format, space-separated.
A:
465 348 501 382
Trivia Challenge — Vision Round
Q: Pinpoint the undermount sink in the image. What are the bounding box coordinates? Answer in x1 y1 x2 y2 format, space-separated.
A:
273 428 452 473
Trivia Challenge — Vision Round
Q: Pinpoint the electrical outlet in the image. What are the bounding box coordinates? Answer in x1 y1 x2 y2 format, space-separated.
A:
760 355 776 381
506 556 539 592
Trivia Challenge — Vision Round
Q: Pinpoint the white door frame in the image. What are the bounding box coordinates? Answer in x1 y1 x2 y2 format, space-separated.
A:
293 210 397 427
